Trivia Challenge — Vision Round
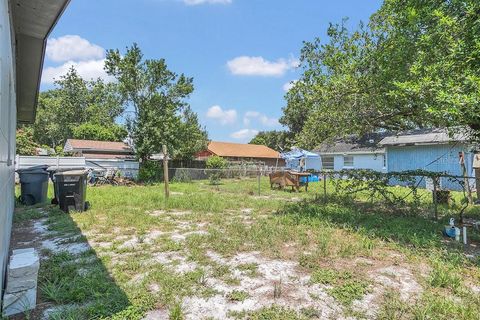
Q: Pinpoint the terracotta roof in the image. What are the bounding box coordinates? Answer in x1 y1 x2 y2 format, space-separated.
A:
64 139 133 153
207 141 280 159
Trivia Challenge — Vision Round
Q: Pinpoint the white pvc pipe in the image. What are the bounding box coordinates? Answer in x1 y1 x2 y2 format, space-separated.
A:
463 226 467 245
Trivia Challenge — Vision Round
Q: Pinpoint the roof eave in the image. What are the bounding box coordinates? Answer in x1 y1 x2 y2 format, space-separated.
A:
13 0 70 124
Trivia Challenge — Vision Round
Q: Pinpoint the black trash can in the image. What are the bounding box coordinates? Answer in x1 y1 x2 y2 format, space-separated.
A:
47 166 86 205
17 165 49 205
54 170 89 212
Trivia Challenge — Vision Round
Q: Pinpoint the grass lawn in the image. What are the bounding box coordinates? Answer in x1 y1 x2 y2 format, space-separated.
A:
11 177 480 319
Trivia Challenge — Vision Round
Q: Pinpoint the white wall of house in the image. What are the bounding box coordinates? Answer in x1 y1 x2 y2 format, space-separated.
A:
321 153 386 172
0 0 16 299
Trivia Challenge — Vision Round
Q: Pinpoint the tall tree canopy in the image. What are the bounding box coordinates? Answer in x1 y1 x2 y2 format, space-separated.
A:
33 68 126 148
105 44 207 161
249 130 292 151
285 0 480 148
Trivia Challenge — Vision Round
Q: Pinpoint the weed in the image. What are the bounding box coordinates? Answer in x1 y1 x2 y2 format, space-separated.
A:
273 278 282 299
309 268 352 285
327 279 370 306
237 263 259 277
227 290 250 302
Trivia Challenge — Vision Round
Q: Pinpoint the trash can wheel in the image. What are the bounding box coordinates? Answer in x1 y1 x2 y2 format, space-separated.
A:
84 201 90 211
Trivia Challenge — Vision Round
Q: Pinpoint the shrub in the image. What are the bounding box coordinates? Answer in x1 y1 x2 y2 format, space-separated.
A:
206 156 227 185
138 161 163 182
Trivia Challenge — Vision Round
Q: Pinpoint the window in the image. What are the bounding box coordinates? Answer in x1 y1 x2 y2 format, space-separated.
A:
322 156 334 170
343 155 354 168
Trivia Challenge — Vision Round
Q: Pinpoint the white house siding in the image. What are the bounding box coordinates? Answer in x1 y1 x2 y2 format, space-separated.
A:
323 153 385 172
0 0 16 299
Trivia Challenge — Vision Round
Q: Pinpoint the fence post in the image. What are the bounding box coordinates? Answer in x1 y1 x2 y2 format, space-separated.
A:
257 167 261 196
323 172 327 203
459 152 473 205
433 176 438 220
163 145 170 199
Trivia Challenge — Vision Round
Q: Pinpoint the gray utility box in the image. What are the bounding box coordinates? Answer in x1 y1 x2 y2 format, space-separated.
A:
53 170 89 212
17 165 49 205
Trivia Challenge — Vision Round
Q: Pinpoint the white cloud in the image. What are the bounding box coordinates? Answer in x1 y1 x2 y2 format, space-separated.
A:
206 105 237 125
243 111 279 127
283 79 298 92
42 59 113 84
46 35 105 62
230 129 259 140
227 56 298 76
183 0 231 5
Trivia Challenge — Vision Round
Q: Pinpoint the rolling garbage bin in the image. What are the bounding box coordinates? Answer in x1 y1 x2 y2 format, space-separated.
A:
47 166 85 205
54 170 89 212
17 165 49 205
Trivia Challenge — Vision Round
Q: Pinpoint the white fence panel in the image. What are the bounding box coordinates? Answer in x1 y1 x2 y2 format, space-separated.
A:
15 155 86 170
16 156 139 179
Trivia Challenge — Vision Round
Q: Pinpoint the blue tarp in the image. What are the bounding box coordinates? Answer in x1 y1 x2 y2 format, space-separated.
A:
281 148 322 172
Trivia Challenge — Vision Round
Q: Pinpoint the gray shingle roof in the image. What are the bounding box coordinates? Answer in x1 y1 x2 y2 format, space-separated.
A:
314 133 387 154
379 128 469 146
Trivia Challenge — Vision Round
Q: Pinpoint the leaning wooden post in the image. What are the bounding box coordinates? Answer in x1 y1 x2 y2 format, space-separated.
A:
163 144 170 199
432 176 438 221
459 152 473 205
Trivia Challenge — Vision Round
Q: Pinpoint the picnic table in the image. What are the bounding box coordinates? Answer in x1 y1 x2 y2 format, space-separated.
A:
269 171 311 192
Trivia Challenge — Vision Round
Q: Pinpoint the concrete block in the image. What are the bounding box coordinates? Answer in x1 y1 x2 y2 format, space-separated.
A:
2 287 37 317
5 249 39 293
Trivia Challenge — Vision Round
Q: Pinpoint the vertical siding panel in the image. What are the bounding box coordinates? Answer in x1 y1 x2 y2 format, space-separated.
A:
387 143 471 190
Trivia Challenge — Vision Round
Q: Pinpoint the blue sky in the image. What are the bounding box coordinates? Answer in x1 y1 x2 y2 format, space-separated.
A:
41 0 382 142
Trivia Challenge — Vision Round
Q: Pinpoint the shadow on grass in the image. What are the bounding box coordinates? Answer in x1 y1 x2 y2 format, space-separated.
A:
10 205 143 320
276 194 457 251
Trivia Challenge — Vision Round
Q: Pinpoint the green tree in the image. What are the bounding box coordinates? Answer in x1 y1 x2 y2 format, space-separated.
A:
285 0 480 148
72 122 127 142
32 67 124 148
249 130 291 151
16 128 39 156
105 44 207 161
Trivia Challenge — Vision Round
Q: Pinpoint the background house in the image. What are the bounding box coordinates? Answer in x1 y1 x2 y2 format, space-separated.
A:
196 141 285 167
314 134 387 172
380 128 474 190
64 139 134 159
0 0 69 305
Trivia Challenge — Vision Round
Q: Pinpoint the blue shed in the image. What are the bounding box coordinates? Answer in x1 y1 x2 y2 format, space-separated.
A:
380 128 474 191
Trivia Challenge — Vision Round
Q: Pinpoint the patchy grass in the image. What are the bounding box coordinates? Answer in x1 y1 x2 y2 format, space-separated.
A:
12 177 480 319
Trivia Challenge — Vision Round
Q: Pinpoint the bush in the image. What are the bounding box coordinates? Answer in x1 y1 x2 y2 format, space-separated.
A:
206 156 227 185
138 161 163 182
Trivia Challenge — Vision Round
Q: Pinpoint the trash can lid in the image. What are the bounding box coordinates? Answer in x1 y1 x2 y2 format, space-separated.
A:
54 169 89 176
47 166 86 172
16 165 49 173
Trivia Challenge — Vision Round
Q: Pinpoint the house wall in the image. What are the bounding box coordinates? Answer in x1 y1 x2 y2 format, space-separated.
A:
321 153 385 172
386 143 473 190
0 0 16 301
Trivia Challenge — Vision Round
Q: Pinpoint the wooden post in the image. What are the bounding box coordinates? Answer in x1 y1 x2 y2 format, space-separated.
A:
433 176 438 221
163 145 169 199
476 168 480 202
257 167 261 196
323 172 327 203
459 152 473 205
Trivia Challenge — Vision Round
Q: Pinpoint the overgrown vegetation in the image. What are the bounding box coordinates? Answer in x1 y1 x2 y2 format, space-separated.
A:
13 177 480 319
